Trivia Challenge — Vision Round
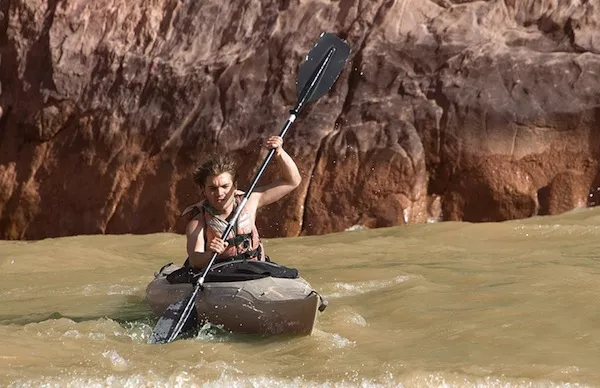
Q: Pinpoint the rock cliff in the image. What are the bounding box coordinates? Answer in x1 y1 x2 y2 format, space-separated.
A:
1 0 599 239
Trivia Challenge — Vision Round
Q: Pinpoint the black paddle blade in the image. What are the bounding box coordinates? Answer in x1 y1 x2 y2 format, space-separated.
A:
296 32 350 106
149 288 199 344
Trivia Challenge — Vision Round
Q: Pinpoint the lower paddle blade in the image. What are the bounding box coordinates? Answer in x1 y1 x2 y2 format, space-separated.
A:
149 294 198 344
296 32 351 104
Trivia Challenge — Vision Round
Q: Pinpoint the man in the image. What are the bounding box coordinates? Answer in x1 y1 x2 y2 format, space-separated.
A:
181 135 301 269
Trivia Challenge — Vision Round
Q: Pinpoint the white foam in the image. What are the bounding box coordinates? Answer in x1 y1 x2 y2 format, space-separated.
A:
102 350 128 371
6 370 587 388
7 372 400 388
326 275 410 298
348 313 367 327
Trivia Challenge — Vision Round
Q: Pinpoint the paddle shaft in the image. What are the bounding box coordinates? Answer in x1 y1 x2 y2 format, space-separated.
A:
197 46 335 286
158 40 342 344
164 113 298 343
197 115 294 285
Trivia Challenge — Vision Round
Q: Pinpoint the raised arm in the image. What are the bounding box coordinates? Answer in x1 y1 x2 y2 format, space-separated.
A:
252 136 302 209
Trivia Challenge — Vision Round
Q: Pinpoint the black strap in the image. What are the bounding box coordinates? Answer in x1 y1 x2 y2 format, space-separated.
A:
226 233 253 247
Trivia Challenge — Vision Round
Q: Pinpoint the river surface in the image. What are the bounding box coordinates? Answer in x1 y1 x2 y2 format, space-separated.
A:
2 208 600 387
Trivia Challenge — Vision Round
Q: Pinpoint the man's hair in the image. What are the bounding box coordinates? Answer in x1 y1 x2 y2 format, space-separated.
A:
193 153 238 187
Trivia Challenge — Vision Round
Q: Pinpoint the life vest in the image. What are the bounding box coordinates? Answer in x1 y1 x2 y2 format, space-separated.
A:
182 194 264 262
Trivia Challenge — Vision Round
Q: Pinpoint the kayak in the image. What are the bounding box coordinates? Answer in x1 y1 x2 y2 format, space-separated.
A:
145 260 327 335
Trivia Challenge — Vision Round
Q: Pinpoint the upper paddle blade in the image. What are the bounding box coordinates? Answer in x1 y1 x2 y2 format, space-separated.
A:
296 32 350 105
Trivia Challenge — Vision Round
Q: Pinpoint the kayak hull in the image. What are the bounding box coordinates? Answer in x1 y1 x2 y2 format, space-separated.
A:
146 265 323 335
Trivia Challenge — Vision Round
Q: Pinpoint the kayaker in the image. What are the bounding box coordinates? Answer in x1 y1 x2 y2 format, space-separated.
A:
181 135 302 269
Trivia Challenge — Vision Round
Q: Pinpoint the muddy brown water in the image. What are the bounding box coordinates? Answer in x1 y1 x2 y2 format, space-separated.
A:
2 208 600 387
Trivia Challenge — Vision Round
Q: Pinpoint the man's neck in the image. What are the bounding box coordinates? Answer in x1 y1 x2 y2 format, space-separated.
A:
213 199 235 219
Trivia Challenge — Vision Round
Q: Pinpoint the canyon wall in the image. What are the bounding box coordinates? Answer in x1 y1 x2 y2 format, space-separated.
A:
1 0 599 239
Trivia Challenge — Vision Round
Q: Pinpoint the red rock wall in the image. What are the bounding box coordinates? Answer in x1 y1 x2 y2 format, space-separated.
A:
1 0 599 239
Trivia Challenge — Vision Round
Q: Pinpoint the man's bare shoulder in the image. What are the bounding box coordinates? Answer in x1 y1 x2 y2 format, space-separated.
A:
186 216 204 236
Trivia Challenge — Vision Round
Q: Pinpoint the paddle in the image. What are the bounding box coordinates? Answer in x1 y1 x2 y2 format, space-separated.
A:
149 32 351 344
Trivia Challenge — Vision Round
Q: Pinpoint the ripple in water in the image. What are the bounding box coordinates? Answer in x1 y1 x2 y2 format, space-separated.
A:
325 275 410 298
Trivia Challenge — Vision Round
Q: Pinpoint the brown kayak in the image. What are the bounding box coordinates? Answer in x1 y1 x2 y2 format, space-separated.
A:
145 262 327 335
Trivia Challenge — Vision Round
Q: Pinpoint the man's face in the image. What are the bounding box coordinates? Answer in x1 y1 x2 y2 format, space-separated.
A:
203 172 235 211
